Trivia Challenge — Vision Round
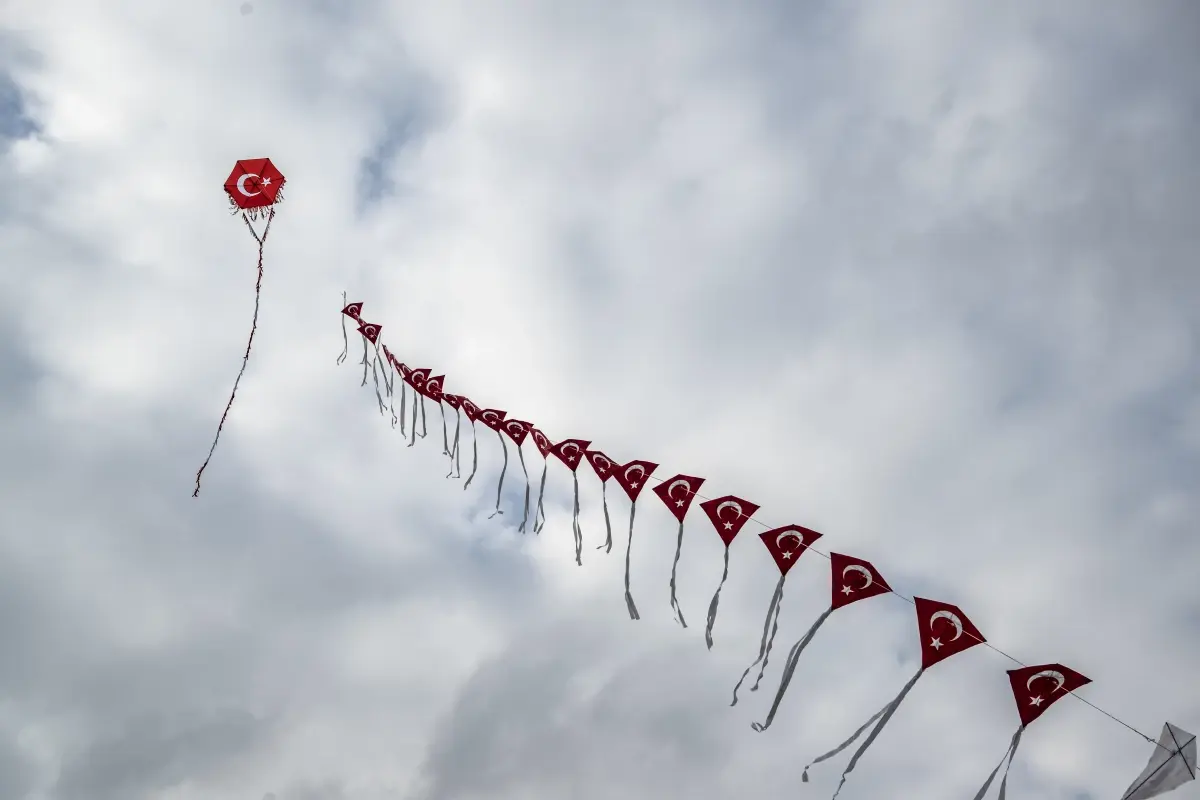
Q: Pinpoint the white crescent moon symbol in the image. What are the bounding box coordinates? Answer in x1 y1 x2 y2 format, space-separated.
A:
841 564 873 589
929 610 964 641
1026 670 1066 693
505 421 522 434
716 500 743 520
236 173 262 198
667 479 691 498
428 378 442 392
562 442 581 457
594 455 611 471
775 531 801 550
625 464 645 482
481 410 499 424
534 431 548 446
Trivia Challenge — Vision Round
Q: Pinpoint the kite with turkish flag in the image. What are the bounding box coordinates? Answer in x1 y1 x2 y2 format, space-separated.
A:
192 158 286 497
550 439 592 564
651 474 705 628
730 524 822 706
800 596 985 799
613 459 658 620
501 419 534 532
698 494 760 649
752 552 891 729
971 662 1091 798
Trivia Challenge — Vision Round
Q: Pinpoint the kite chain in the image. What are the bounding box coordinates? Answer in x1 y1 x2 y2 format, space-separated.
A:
347 297 1169 754
632 470 1167 750
192 208 274 497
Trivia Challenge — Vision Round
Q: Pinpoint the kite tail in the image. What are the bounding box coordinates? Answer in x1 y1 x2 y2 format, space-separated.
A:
463 423 479 489
517 447 531 533
623 502 640 620
398 380 407 437
750 579 787 692
971 726 1024 800
371 346 386 415
533 461 548 534
572 471 583 566
419 396 428 438
704 548 731 650
487 431 508 518
359 337 369 386
825 668 923 799
337 290 349 365
446 408 462 478
193 208 273 498
667 520 688 628
385 361 398 429
407 393 419 447
598 482 613 552
751 606 833 731
440 404 451 456
731 575 785 706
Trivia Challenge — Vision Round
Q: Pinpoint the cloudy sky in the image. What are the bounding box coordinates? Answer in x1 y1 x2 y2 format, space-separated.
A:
2 1 1198 798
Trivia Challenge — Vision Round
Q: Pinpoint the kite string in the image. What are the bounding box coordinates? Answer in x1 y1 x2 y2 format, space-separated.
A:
193 208 273 497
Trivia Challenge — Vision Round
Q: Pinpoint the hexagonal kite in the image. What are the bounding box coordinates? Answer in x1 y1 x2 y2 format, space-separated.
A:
193 158 285 497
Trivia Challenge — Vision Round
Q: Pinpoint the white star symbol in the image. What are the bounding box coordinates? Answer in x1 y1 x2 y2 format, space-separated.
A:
261 176 272 186
675 500 684 507
567 454 575 462
630 481 639 488
723 522 733 530
930 638 942 650
841 585 853 595
1029 696 1043 706
781 551 793 559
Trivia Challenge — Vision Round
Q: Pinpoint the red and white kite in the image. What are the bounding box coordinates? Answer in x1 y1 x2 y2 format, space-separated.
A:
753 552 892 730
612 459 659 620
698 494 760 648
651 474 706 628
730 524 822 706
193 158 286 497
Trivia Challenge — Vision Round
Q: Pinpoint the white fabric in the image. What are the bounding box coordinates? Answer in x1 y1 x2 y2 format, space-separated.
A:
1121 722 1196 800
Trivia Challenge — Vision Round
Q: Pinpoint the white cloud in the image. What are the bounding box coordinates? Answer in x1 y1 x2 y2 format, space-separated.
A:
1 1 1198 798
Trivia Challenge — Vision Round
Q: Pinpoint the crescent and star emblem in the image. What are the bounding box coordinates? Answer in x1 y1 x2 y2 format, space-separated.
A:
928 609 964 651
667 479 692 508
715 500 743 530
236 173 263 198
624 464 646 488
481 410 499 424
775 530 802 559
593 454 611 472
560 442 580 462
1025 669 1066 705
840 563 873 595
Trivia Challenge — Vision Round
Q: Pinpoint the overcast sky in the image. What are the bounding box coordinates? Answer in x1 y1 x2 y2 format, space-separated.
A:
1 1 1198 798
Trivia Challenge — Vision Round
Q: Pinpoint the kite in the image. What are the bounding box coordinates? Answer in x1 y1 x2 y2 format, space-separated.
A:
441 393 465 477
752 552 891 728
405 368 432 446
613 459 659 620
971 663 1091 798
585 449 618 552
698 495 760 649
801 597 985 799
193 158 285 497
730 524 822 706
460 398 483 488
529 428 555 532
1120 722 1197 800
337 297 363 365
550 438 592 564
501 419 534 532
477 409 509 518
651 474 705 628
